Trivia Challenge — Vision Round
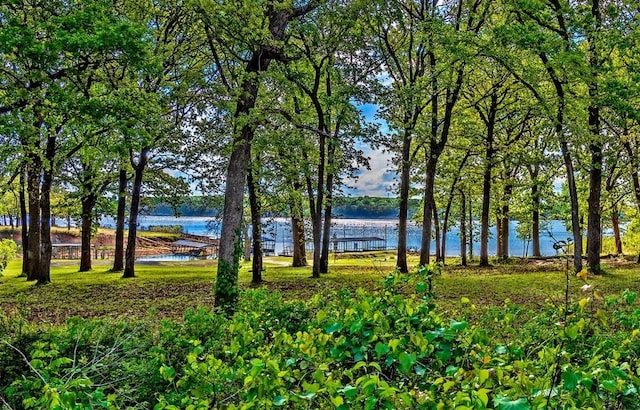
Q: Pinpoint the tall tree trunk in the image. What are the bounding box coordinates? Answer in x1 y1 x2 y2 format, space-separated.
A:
247 163 262 284
540 48 583 272
320 159 335 273
26 159 41 281
320 196 332 273
310 121 326 278
586 110 602 271
586 0 602 272
419 157 437 266
468 189 474 261
440 153 471 264
290 188 307 267
216 38 276 306
500 184 512 260
112 168 127 272
531 179 541 257
459 189 467 266
19 169 28 276
478 93 497 267
244 224 251 262
612 209 622 255
496 217 502 258
38 137 55 285
39 176 52 285
479 150 493 267
396 129 412 273
433 198 441 262
123 149 148 279
79 195 96 272
215 8 303 309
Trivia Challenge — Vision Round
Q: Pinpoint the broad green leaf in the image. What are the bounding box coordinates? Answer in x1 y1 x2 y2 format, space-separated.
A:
398 352 416 373
562 370 580 391
375 342 390 357
325 322 343 334
493 396 531 410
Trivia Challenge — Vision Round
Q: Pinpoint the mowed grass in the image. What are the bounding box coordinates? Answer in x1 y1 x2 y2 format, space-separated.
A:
1 252 640 326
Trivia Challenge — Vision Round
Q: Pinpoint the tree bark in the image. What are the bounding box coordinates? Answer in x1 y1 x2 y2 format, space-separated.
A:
433 197 441 262
468 189 474 261
19 169 28 276
459 189 467 266
396 129 412 273
611 209 622 255
37 136 56 285
247 163 262 284
539 48 583 272
419 157 437 266
79 194 96 272
26 158 41 281
586 0 602 272
320 147 335 273
500 184 512 260
290 187 307 267
479 137 495 267
112 168 127 272
531 179 541 257
123 148 148 278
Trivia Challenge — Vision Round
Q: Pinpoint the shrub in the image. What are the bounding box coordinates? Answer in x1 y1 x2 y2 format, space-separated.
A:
2 268 640 409
0 239 17 275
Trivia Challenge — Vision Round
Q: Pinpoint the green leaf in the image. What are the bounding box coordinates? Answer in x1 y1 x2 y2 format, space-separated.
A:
602 379 618 392
273 396 287 406
565 325 579 340
562 370 580 391
493 396 531 410
325 322 343 334
451 320 468 331
375 342 390 357
342 385 358 399
398 352 416 373
445 365 459 376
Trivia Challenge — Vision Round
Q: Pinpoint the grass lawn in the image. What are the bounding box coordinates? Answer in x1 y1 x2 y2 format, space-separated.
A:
1 252 639 326
3 252 640 409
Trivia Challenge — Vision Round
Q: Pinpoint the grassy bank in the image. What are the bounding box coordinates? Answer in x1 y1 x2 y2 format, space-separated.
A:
2 254 640 409
1 253 639 324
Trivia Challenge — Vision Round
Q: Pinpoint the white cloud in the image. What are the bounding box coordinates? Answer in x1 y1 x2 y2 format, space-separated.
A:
345 148 396 197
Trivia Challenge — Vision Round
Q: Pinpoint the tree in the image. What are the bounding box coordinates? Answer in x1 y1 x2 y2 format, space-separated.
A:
369 0 433 273
276 1 374 276
200 0 318 312
119 2 203 278
0 0 147 284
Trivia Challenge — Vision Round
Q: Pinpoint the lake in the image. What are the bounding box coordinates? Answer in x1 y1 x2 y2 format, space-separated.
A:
101 215 574 258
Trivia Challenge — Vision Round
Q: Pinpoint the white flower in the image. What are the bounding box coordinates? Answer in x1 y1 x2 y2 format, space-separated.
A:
581 284 593 292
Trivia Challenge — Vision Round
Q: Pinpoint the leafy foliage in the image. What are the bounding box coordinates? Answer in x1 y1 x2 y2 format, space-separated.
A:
2 266 640 409
0 239 17 275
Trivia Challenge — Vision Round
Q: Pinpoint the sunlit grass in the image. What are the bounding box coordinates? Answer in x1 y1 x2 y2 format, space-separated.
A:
1 252 639 325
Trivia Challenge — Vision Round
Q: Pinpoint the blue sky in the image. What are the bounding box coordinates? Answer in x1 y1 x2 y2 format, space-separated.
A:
344 104 396 197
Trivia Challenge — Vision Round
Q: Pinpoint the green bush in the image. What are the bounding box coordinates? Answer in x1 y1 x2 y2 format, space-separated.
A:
0 238 17 275
2 269 640 409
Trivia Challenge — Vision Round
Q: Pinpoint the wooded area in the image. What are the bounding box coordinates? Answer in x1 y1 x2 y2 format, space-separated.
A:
1 0 639 312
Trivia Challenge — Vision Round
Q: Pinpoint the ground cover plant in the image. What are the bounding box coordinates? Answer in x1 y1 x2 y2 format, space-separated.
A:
1 255 640 408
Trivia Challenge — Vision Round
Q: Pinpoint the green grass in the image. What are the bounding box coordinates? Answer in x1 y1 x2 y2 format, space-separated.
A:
1 252 640 326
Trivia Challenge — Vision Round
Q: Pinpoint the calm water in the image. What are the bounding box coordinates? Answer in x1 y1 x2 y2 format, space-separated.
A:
101 215 574 258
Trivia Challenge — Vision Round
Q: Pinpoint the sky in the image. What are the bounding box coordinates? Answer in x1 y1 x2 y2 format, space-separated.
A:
343 103 396 197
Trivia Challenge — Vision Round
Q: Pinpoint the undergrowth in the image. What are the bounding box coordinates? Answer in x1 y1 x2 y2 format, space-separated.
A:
1 264 640 409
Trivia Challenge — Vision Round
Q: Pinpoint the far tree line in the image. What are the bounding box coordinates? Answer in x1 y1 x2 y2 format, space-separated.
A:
1 0 639 313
